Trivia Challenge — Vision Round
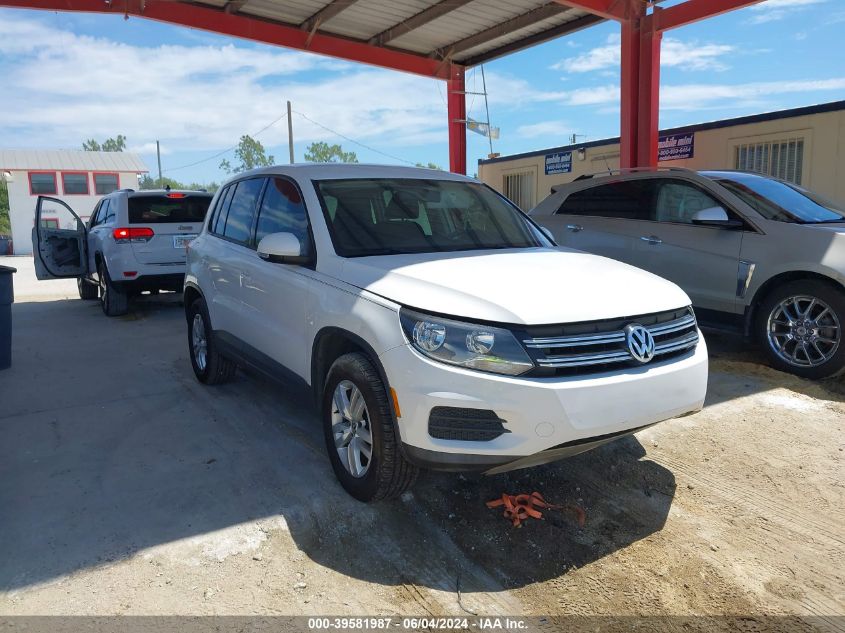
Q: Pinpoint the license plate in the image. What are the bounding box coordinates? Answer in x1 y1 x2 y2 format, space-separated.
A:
173 235 197 249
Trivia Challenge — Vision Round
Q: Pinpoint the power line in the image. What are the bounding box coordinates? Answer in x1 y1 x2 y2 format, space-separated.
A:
293 110 416 166
163 109 289 173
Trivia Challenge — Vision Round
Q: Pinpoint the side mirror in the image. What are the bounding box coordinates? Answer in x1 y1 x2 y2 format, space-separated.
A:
257 232 309 265
691 206 743 229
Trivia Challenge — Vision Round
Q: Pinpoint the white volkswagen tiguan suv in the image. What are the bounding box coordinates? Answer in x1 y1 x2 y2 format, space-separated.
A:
184 165 708 501
32 189 213 315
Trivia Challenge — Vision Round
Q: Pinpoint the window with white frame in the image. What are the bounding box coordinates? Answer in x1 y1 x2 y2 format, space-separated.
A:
734 137 804 185
503 170 535 210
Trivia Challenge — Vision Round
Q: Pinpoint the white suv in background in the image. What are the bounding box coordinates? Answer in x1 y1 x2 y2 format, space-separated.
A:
184 165 708 502
32 189 212 315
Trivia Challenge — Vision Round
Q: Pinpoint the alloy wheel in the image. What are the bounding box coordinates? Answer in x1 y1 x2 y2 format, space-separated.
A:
767 295 840 368
191 313 208 372
98 267 107 307
331 380 373 478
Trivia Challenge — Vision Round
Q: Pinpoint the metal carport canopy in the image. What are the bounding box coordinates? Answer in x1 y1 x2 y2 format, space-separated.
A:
2 0 764 174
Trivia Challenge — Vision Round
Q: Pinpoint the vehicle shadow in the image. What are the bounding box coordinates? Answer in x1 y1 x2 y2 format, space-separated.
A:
290 435 676 595
702 328 845 406
1 299 674 600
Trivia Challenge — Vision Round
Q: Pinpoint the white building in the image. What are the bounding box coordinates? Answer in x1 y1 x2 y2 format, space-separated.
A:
1 149 148 255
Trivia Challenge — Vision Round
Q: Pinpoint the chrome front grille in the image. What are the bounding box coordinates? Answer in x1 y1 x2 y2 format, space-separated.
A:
521 307 699 373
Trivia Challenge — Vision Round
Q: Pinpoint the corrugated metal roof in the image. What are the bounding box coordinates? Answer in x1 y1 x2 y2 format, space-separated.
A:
0 149 148 172
195 0 603 66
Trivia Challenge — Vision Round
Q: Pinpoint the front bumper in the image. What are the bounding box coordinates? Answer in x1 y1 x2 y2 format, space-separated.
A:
380 332 708 473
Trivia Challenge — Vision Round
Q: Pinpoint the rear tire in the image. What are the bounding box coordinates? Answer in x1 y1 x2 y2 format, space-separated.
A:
77 277 98 301
98 262 129 317
322 352 418 502
756 279 845 379
187 297 237 385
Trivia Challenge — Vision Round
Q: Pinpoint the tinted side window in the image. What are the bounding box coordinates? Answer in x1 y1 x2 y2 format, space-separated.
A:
557 180 657 221
222 178 265 245
89 202 103 228
94 199 111 226
255 178 311 254
103 198 116 224
210 185 235 235
654 181 722 224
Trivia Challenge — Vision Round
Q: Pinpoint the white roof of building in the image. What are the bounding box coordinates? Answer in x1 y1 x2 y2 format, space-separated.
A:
0 149 148 173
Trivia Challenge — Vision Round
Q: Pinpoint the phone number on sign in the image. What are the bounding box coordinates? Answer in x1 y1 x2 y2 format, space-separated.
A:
307 618 470 630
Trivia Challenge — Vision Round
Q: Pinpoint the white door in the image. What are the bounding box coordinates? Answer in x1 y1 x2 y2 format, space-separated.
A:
204 177 266 337
237 176 313 379
31 196 88 279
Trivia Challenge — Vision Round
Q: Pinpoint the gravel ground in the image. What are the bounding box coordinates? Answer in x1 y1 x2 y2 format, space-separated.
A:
0 256 842 630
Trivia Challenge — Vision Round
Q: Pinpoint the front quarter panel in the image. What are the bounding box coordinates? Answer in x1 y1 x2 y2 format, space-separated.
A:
740 222 845 306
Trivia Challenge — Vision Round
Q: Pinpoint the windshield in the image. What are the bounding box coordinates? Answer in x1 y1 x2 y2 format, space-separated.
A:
711 174 845 224
314 178 547 257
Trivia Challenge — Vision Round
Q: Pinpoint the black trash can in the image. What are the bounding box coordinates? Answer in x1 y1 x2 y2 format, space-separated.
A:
0 265 16 370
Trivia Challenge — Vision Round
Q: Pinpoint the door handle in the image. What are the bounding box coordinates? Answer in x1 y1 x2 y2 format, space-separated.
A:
566 224 583 233
640 235 663 245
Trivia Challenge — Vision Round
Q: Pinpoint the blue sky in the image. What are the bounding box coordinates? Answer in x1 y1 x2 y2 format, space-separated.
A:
1 0 843 184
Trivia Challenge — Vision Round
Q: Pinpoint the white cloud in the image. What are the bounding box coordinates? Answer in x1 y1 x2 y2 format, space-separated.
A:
548 78 845 110
128 142 171 155
748 0 826 23
515 121 572 139
0 14 448 166
551 34 735 73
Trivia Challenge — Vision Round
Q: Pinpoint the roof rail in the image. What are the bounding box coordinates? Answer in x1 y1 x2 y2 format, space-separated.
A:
550 167 694 193
588 166 693 177
116 188 135 193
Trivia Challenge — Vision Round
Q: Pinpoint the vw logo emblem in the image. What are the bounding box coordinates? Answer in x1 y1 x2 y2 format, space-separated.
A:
624 323 656 364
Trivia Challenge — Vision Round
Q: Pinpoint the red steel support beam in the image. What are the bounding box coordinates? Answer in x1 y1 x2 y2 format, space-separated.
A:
447 65 467 175
619 16 640 169
620 13 661 169
554 0 629 21
650 0 765 32
0 0 450 79
636 23 661 168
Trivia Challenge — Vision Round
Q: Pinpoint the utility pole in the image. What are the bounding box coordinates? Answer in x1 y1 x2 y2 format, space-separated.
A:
480 65 494 157
287 101 294 164
156 140 163 187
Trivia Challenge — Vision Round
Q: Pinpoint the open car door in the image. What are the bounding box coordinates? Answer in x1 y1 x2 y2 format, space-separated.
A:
31 196 88 280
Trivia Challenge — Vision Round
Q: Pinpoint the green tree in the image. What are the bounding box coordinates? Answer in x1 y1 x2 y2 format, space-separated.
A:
83 135 127 152
304 142 358 164
220 135 275 174
415 162 442 170
139 175 218 193
0 180 10 236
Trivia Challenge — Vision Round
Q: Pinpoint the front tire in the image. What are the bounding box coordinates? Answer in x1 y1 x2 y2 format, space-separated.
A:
322 353 418 502
187 297 237 385
77 277 98 300
756 279 845 379
98 262 129 317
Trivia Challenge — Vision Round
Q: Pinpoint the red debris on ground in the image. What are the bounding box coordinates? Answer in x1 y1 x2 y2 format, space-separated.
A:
486 491 586 528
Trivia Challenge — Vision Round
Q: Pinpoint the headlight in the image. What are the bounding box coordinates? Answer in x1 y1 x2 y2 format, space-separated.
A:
399 308 534 376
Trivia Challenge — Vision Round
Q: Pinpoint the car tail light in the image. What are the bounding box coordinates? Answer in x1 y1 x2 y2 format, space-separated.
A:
113 227 154 243
123 271 138 278
166 193 186 199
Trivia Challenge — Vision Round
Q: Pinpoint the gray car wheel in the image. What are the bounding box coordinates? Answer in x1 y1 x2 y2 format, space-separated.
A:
757 279 845 379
